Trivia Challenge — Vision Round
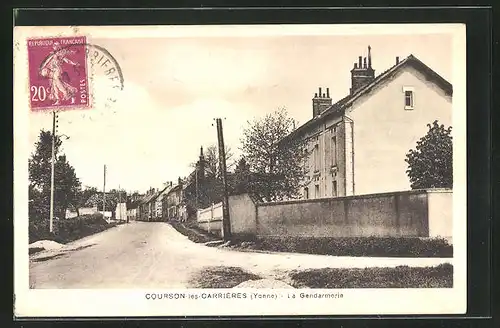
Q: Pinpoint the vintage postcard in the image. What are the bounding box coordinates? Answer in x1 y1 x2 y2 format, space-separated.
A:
14 24 467 317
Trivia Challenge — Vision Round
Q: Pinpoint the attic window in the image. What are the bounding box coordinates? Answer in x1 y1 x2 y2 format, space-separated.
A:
403 86 415 110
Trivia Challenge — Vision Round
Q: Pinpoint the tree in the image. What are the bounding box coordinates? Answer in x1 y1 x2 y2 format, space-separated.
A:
190 144 234 178
186 144 235 207
405 120 453 189
233 157 252 194
240 107 308 202
28 130 81 221
75 186 99 216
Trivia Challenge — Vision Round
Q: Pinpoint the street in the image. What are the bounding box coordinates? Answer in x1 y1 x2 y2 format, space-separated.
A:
29 221 452 289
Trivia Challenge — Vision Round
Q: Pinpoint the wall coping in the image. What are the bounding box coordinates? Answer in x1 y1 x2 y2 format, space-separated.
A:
256 188 452 207
197 218 223 224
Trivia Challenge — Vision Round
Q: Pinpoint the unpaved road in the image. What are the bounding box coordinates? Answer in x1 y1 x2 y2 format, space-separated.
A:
29 221 452 289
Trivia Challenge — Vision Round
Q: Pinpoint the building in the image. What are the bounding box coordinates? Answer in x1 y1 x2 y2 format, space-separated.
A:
153 183 172 221
137 188 157 221
126 201 139 221
115 202 127 221
285 46 452 199
163 178 184 221
65 206 99 219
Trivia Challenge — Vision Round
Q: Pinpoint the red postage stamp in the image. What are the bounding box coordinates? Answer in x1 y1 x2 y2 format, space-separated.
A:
27 36 90 111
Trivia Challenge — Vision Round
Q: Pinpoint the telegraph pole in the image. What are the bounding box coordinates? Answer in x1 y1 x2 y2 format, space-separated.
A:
49 110 56 233
118 184 122 221
215 118 231 240
103 165 106 218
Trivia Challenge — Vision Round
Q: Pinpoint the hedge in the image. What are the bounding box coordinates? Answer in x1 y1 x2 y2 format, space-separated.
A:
29 213 120 244
231 236 453 258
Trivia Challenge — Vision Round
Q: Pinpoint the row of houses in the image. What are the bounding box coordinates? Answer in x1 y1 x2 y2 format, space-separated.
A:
127 147 208 222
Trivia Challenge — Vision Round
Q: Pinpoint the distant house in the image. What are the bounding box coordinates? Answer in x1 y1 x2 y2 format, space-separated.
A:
115 202 127 221
163 178 184 221
152 183 172 221
126 201 139 221
85 192 116 213
65 205 99 219
137 189 156 221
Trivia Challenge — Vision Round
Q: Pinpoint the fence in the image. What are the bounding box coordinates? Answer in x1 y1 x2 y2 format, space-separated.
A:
227 189 452 240
197 202 223 237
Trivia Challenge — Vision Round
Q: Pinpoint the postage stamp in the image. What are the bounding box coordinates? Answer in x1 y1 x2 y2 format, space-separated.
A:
27 36 90 111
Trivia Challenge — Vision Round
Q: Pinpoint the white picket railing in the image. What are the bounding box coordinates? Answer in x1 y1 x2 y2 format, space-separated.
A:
197 202 223 234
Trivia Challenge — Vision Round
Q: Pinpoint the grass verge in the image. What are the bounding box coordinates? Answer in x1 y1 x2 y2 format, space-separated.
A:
169 220 220 243
228 236 453 258
287 263 453 288
29 214 124 245
188 266 262 288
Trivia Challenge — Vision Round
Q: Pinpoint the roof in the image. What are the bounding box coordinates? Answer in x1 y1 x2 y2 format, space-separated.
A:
139 192 157 205
284 54 453 142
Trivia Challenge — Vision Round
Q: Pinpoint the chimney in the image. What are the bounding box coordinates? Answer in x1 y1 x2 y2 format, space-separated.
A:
350 46 376 94
368 45 372 68
312 86 332 117
178 177 182 185
396 56 400 64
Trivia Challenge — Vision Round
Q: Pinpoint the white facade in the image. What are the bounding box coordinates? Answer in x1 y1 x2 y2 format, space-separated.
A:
115 203 127 221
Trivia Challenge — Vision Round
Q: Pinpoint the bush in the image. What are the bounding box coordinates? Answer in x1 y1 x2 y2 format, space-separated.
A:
232 236 453 258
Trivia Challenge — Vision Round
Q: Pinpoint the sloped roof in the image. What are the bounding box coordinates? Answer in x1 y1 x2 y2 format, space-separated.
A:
139 192 157 205
284 54 452 142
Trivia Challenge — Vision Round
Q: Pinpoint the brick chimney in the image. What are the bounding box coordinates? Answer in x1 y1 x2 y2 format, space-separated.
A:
312 87 332 117
350 45 375 94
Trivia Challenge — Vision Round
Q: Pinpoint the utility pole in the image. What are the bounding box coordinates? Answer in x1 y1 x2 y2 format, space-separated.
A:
118 184 121 221
195 166 199 208
215 118 231 241
49 110 56 233
103 165 106 219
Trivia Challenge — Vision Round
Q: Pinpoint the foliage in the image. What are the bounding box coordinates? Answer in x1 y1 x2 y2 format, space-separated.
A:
232 157 252 194
84 189 127 214
28 130 81 221
405 120 453 189
190 144 234 178
74 186 99 215
184 144 235 210
29 213 119 244
240 108 308 202
230 236 453 258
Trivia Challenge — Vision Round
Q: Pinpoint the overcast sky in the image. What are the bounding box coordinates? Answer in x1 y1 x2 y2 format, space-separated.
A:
28 31 453 194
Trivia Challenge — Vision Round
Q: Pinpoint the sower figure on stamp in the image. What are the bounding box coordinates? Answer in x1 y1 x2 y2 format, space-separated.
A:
39 42 80 105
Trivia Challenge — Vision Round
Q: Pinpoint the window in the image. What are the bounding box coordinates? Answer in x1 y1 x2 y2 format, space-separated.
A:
313 144 320 171
331 136 337 166
403 86 415 109
304 188 309 200
332 180 338 197
314 185 320 198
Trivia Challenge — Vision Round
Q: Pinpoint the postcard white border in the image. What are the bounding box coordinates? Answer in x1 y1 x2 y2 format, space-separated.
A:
14 23 467 317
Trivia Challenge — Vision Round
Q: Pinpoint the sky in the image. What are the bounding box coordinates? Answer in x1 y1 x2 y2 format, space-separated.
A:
27 31 453 194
